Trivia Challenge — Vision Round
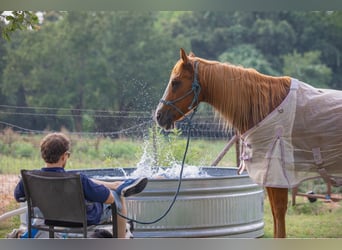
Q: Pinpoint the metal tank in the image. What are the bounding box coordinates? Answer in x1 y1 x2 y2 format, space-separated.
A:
81 167 264 238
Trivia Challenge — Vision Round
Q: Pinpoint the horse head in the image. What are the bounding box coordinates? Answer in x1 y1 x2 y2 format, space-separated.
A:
155 48 202 130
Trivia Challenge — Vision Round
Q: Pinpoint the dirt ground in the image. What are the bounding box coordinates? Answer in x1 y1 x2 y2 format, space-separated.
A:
0 174 19 215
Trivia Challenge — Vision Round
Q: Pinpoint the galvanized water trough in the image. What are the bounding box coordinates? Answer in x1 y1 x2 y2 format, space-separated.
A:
80 167 264 238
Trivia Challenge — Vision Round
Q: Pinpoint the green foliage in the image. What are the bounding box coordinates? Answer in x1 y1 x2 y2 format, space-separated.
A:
218 44 279 75
0 11 39 41
0 11 342 133
154 129 190 166
288 202 324 216
11 141 36 158
99 138 141 160
283 50 332 88
1 11 183 132
144 126 235 167
251 18 296 56
0 140 9 155
170 11 340 87
82 114 95 132
0 201 21 238
1 132 342 238
263 196 342 238
0 131 236 174
296 178 342 197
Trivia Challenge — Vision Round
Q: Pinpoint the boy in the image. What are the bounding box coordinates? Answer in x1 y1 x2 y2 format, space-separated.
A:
14 132 147 238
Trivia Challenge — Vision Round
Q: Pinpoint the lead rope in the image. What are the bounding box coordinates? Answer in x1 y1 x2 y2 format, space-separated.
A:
116 61 200 224
116 108 197 225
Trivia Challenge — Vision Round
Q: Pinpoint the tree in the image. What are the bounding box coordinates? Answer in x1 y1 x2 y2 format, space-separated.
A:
1 28 46 130
92 11 183 132
282 51 332 88
1 11 341 132
1 11 183 132
0 11 39 41
251 18 296 69
218 44 279 76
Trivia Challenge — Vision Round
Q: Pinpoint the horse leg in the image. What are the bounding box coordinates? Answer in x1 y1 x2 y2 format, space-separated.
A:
266 187 288 238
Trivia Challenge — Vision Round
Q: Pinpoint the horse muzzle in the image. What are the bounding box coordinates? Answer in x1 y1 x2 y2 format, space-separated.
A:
154 108 176 130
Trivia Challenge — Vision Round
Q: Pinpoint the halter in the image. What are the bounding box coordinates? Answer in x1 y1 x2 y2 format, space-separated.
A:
160 61 201 116
117 62 201 225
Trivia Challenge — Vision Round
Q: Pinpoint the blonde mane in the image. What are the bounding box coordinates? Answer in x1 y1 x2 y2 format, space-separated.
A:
193 58 291 133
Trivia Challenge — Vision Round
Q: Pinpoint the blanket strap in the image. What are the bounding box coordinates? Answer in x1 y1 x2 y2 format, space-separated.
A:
312 147 340 194
238 140 250 175
263 126 290 186
317 167 342 188
312 147 332 188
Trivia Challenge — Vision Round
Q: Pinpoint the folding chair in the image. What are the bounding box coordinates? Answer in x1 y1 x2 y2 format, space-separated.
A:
20 169 118 238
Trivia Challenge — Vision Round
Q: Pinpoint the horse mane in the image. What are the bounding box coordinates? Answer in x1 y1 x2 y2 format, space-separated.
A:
193 57 291 133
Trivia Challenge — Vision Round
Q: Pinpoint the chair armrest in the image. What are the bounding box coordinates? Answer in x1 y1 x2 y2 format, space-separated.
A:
18 197 27 202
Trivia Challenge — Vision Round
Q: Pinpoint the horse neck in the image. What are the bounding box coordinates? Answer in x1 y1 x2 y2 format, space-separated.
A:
198 61 291 134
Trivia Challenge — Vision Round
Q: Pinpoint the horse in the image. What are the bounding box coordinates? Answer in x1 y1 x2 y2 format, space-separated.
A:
155 48 342 238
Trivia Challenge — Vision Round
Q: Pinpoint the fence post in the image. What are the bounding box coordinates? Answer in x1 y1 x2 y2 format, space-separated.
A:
151 110 158 166
211 135 238 166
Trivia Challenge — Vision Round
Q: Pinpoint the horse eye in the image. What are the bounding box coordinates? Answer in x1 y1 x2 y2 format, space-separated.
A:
171 80 181 90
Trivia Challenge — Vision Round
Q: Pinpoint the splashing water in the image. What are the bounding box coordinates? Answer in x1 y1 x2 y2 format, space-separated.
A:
129 163 209 179
91 132 210 180
128 136 209 179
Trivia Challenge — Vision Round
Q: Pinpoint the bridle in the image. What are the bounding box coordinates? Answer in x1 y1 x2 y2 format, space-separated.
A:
117 62 201 225
159 61 201 117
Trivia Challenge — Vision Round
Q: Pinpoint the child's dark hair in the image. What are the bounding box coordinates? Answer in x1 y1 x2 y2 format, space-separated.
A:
40 133 70 163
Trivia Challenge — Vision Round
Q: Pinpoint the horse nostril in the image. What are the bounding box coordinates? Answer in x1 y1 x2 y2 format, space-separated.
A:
155 111 161 121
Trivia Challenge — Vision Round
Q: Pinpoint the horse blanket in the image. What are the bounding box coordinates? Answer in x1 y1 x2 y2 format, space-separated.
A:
239 78 342 188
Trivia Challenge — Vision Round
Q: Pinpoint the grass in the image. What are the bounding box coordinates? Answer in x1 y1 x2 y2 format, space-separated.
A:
263 196 342 238
0 131 237 174
0 131 237 238
1 195 341 238
0 201 21 238
1 131 341 238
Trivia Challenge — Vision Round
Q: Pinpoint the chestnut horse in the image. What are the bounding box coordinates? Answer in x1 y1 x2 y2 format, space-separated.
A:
154 48 300 238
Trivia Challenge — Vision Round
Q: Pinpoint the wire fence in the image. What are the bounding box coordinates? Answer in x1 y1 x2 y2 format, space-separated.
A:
0 110 235 216
1 108 341 233
0 104 233 139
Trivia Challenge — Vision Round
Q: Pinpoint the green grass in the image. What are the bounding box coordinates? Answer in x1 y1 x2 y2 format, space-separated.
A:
0 132 237 174
0 132 237 238
1 132 341 238
263 196 342 238
0 201 21 238
1 195 341 238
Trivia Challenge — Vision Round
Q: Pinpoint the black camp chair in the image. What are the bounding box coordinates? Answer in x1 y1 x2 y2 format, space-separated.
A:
20 169 118 238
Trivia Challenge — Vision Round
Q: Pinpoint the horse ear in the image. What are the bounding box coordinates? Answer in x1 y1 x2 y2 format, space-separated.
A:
180 48 189 64
189 52 196 57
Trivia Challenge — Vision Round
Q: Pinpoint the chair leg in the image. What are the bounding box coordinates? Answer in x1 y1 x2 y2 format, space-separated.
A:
27 212 32 238
111 204 118 238
84 227 87 238
49 226 54 238
28 223 32 238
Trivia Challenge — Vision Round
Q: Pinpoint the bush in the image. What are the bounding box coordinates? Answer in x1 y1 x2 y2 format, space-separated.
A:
11 141 36 158
0 141 10 155
99 138 140 160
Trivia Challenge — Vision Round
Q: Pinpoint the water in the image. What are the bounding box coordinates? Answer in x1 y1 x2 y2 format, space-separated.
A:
92 136 210 179
129 135 211 179
90 165 209 180
73 167 264 238
129 164 210 179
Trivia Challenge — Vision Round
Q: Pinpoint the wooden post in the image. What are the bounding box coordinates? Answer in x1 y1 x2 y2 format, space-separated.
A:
291 186 298 206
235 131 240 168
152 110 158 166
211 135 238 166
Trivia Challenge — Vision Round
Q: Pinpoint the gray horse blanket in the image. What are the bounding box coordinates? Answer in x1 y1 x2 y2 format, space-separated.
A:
239 78 342 188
